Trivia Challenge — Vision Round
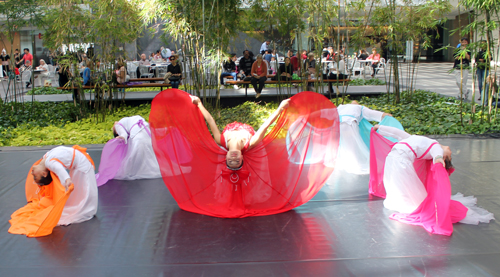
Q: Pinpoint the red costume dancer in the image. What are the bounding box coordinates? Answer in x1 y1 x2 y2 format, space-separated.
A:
149 89 340 218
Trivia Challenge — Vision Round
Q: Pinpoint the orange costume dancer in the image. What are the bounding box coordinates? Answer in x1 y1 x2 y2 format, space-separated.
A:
9 146 98 237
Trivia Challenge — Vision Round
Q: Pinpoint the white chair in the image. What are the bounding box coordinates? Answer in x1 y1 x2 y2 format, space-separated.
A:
351 60 364 77
138 66 154 78
127 62 138 79
377 58 386 75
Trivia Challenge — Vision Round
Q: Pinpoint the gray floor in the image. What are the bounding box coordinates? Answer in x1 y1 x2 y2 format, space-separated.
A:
0 62 477 102
0 137 499 276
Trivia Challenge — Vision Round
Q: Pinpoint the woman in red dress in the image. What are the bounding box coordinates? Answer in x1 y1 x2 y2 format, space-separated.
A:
149 89 340 218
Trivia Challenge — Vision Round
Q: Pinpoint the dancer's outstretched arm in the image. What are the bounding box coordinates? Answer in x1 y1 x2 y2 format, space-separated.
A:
191 96 221 145
249 99 290 149
373 125 410 141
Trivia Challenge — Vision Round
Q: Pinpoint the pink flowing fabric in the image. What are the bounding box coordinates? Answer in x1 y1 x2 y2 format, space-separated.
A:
149 89 340 218
369 129 468 235
95 138 128 186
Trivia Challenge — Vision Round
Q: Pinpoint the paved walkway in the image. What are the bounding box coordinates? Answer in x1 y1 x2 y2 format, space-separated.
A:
0 62 480 102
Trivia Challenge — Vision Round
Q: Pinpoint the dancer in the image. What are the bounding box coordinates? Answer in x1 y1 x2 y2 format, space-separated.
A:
149 89 340 218
9 146 98 237
370 126 494 235
96 115 161 186
336 101 397 174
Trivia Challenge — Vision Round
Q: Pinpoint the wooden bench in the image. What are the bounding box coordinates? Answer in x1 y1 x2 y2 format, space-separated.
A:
58 83 171 95
129 77 164 82
225 78 350 98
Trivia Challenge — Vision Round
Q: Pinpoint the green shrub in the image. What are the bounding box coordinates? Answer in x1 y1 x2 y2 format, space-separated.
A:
25 87 67 95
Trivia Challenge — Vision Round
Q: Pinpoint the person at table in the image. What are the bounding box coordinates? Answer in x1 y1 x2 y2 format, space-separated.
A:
1 49 10 76
250 54 267 98
36 59 50 79
327 55 348 94
220 53 238 89
21 60 33 88
325 46 335 61
82 60 92 86
269 55 277 74
238 50 254 80
367 48 381 77
275 56 293 81
260 40 271 54
167 54 182 89
357 49 368 60
149 53 155 62
154 50 162 61
56 62 72 88
136 53 151 78
264 50 273 63
19 48 33 66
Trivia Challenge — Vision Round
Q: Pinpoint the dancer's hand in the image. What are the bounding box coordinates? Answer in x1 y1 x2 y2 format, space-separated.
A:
278 99 291 112
117 136 126 141
190 95 200 105
373 124 380 131
64 178 72 192
434 157 445 167
382 112 392 118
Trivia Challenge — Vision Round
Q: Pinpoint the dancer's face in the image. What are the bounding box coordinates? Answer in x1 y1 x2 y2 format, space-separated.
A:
226 150 243 169
442 146 452 161
31 164 48 183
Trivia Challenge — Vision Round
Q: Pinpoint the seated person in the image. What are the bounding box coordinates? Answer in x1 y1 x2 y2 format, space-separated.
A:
274 57 293 81
220 53 238 89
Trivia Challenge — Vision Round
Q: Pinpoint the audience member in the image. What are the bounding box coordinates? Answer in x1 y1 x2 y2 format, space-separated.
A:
238 50 254 79
260 40 271 54
220 53 238 89
453 37 471 100
251 54 267 98
367 48 381 77
167 54 182 89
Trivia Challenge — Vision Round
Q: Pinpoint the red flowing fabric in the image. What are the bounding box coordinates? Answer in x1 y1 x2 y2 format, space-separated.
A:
149 89 339 218
369 129 468 235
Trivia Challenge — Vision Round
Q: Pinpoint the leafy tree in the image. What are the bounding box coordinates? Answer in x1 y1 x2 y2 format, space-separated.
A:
0 0 44 103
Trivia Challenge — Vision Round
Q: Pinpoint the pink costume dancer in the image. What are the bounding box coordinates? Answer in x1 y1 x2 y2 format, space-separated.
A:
32 146 98 225
336 103 389 174
371 126 494 235
112 115 161 180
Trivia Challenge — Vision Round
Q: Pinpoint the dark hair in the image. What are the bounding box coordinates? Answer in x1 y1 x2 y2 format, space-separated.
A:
460 37 469 43
169 56 175 61
37 173 53 186
445 158 453 170
24 48 29 52
113 130 119 138
243 49 249 55
226 159 244 171
15 48 18 51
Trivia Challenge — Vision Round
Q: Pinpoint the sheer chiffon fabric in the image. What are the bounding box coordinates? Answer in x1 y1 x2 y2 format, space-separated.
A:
369 130 494 235
149 89 340 218
114 116 162 181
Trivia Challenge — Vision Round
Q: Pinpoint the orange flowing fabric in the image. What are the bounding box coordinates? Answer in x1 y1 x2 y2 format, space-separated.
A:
8 145 93 237
150 89 340 218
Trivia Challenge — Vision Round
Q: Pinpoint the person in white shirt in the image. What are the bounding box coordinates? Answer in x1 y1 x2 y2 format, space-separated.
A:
260 40 271 54
36 59 50 76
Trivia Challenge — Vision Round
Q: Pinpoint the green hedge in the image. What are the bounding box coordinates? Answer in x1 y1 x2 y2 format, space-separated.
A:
1 90 499 147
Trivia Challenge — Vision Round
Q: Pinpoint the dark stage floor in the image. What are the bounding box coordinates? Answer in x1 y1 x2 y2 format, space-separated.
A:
1 137 500 277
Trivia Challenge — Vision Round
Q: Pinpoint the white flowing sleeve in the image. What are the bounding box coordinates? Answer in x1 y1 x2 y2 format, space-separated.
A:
45 159 71 183
361 106 384 122
378 125 411 141
114 122 129 144
428 143 444 160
